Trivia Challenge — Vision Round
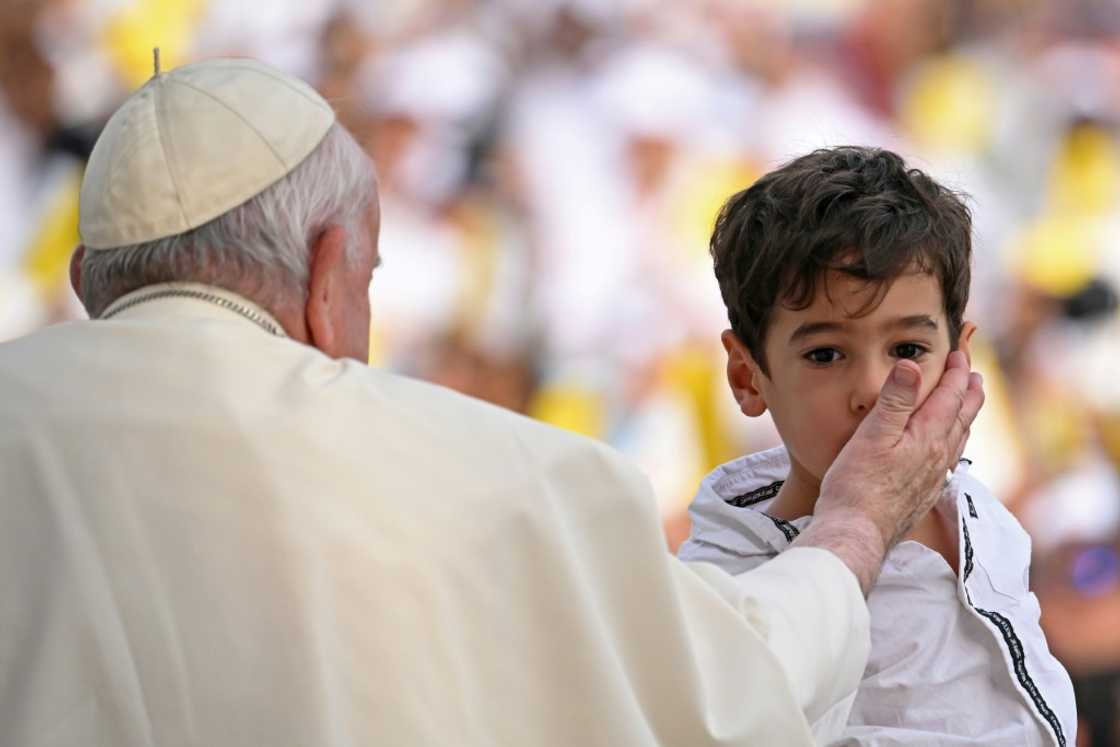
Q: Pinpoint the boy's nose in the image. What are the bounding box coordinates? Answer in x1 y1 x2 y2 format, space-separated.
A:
849 363 890 415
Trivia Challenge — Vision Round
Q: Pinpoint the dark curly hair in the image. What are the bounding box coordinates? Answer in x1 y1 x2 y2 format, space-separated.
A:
710 146 972 374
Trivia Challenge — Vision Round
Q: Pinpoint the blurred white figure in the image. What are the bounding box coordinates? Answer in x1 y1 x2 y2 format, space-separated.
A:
0 269 45 342
504 4 636 371
360 28 512 368
192 0 342 79
0 99 41 269
1024 453 1120 556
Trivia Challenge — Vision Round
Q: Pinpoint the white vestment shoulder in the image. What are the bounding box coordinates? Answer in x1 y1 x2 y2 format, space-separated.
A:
0 286 869 746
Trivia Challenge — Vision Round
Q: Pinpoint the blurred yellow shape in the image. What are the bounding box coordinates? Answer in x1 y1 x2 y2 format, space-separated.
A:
367 322 384 367
1023 377 1091 477
103 0 207 88
1098 411 1120 469
448 195 500 337
661 346 735 470
901 55 994 153
1013 215 1097 297
22 169 82 300
965 337 1028 501
528 384 605 440
1050 123 1120 217
670 159 758 260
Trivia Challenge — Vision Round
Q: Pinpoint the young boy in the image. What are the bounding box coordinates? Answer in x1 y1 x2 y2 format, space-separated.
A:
679 147 1078 746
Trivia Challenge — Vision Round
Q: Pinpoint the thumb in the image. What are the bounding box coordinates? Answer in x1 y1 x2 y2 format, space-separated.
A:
860 360 921 443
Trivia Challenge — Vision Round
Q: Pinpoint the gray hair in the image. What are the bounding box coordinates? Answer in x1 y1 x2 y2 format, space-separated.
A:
79 123 377 317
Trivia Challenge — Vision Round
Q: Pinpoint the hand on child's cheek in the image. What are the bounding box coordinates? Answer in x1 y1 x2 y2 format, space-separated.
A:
747 272 975 487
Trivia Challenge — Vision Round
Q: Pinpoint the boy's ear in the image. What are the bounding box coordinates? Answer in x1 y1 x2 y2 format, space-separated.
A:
957 321 978 366
721 330 768 417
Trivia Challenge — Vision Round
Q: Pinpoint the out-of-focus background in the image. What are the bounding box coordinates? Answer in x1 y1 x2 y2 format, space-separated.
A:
1 0 1119 741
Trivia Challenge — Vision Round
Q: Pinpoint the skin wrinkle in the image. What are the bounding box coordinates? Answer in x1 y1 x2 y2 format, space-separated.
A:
794 514 886 595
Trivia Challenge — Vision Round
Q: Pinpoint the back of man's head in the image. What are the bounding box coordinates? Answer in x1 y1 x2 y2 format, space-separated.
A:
75 58 377 320
710 146 972 374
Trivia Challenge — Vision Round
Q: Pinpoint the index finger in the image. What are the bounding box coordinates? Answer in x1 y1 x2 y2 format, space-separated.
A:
952 371 985 447
909 351 973 440
949 371 985 460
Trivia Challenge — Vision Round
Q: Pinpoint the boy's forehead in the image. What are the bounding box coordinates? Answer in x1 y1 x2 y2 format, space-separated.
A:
771 270 947 335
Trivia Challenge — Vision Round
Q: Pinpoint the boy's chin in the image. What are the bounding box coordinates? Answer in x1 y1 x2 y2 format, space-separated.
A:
787 445 837 487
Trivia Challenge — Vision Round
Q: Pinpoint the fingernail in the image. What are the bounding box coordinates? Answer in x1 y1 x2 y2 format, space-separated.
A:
893 365 918 386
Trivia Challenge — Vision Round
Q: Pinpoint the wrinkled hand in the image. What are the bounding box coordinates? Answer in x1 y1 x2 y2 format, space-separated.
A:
795 352 985 594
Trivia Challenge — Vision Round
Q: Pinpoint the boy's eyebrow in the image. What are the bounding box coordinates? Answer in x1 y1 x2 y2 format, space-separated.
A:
889 314 939 332
788 321 847 344
788 315 939 344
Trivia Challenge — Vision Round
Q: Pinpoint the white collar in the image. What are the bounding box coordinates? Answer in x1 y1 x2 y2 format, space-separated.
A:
693 446 977 553
99 282 288 338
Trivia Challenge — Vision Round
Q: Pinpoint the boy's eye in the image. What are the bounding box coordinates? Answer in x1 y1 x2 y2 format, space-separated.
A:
805 348 842 364
893 343 927 359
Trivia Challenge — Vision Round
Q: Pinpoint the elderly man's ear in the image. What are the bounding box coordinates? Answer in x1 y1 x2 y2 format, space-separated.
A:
305 225 351 358
722 329 769 417
70 245 85 303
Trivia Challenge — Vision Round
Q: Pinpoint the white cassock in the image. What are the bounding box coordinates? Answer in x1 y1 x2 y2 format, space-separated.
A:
0 283 870 746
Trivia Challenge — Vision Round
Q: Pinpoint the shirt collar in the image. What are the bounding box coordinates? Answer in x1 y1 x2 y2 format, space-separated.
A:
690 446 805 553
691 446 977 555
702 446 790 508
700 446 975 509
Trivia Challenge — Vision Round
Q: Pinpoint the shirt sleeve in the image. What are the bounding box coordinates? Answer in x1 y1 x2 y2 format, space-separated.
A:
544 440 874 746
679 548 871 735
677 533 772 575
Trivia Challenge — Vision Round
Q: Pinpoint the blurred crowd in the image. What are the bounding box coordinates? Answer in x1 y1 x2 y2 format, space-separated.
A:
1 0 1119 742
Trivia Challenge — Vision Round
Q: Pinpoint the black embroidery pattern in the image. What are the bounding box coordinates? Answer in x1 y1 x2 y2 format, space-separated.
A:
764 514 800 543
974 608 1067 747
962 518 974 582
966 492 979 519
961 517 1065 746
726 480 784 508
